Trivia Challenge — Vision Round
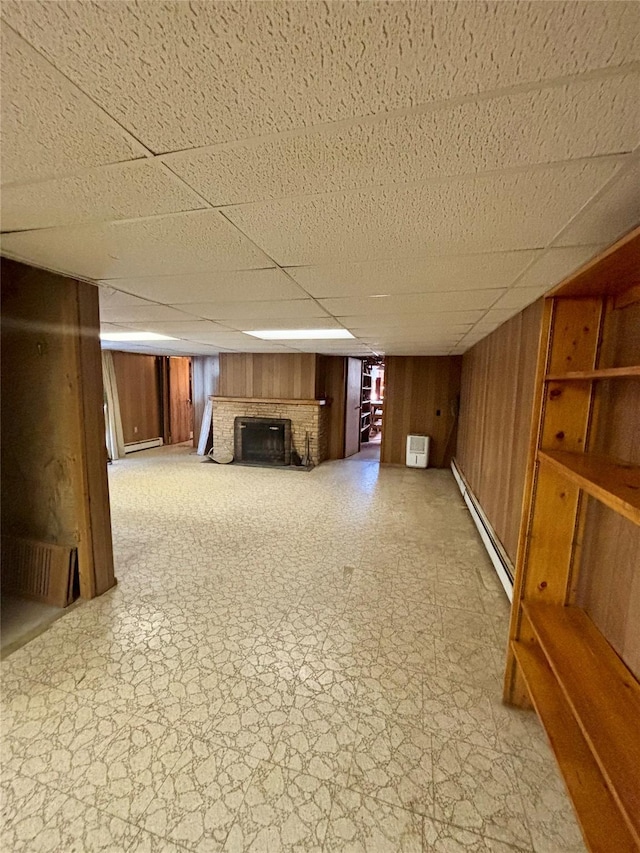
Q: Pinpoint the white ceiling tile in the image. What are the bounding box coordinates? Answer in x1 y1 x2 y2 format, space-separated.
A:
339 311 484 328
224 159 624 266
554 158 640 247
286 251 539 298
167 72 639 205
343 317 473 330
0 27 144 186
484 308 522 324
4 2 637 151
319 290 504 317
104 340 231 356
100 303 194 323
173 299 330 322
1 162 205 231
186 331 254 344
491 287 547 312
0 210 274 279
513 245 605 290
291 341 374 354
99 289 149 309
99 268 306 304
111 320 230 334
222 317 344 332
381 347 453 356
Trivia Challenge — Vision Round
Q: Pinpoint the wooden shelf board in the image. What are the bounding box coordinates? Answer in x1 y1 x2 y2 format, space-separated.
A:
538 450 640 525
545 366 640 382
512 640 638 853
521 603 640 846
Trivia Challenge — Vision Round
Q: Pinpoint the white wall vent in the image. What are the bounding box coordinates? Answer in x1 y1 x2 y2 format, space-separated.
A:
406 434 430 468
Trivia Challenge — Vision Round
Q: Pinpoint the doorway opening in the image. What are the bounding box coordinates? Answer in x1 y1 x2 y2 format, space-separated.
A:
362 359 385 447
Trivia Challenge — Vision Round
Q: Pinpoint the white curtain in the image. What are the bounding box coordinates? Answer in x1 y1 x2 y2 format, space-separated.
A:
102 351 126 460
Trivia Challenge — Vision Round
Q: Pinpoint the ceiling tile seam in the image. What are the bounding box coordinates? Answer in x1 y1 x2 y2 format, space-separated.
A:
156 160 216 211
297 286 517 301
2 149 630 240
3 61 637 192
1 20 154 160
99 280 305 336
214 209 351 336
99 276 330 336
151 61 640 159
97 249 547 284
207 152 633 212
0 206 233 238
0 248 106 287
548 150 640 249
0 155 150 191
0 250 271 352
281 248 546 271
98 266 277 284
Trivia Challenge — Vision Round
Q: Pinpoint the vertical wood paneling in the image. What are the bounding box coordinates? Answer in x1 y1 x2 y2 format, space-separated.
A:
315 356 347 459
112 352 162 443
218 353 317 399
380 356 462 467
192 356 219 448
0 259 114 599
456 300 543 562
576 299 640 678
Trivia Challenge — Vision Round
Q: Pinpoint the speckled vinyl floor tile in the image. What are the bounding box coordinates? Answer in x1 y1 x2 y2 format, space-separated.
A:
1 446 584 852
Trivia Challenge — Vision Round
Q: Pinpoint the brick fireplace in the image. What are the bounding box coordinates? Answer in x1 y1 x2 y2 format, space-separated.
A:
210 397 329 466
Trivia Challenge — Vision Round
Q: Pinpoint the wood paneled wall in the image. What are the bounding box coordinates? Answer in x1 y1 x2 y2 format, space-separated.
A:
192 355 219 449
577 300 640 677
381 356 462 468
218 353 317 399
456 300 543 562
1 259 115 598
315 356 347 459
112 352 162 444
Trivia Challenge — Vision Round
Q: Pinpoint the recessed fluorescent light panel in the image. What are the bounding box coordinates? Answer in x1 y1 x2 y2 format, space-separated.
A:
244 329 355 340
100 332 179 342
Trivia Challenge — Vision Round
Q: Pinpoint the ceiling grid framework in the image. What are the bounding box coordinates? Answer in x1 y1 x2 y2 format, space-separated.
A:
1 1 639 357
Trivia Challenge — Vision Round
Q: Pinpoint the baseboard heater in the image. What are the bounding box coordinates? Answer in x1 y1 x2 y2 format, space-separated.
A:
124 437 163 454
450 458 514 602
1 535 78 608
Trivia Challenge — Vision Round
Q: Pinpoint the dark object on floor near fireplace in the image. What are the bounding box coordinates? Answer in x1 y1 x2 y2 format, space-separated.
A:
291 449 302 466
234 417 292 467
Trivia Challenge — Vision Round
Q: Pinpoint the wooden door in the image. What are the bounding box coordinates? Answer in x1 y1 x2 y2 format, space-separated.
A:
344 357 362 458
168 357 192 444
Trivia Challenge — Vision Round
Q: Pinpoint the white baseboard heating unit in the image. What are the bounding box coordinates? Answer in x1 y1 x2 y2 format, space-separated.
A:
450 458 514 602
124 437 164 454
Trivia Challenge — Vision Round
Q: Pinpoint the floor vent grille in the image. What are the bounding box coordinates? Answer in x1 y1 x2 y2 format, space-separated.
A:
1 536 77 608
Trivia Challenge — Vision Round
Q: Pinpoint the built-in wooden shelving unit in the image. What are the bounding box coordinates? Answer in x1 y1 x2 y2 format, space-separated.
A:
361 369 372 441
512 641 638 853
504 226 640 853
538 450 640 525
545 365 640 382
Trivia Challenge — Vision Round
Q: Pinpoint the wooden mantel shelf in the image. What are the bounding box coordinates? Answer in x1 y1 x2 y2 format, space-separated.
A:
210 396 327 406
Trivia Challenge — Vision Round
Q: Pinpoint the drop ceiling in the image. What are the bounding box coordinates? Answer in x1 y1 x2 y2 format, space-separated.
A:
1 1 639 357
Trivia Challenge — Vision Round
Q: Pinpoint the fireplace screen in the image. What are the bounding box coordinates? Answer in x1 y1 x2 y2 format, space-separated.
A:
234 417 292 466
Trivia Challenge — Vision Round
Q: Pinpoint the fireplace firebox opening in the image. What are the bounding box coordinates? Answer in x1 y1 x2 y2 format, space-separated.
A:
234 417 292 467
